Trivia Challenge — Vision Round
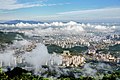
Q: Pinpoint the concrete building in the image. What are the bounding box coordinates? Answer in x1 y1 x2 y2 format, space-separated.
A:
62 51 85 67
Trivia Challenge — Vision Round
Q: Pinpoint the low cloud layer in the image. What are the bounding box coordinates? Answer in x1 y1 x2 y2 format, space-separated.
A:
0 21 118 33
0 50 15 66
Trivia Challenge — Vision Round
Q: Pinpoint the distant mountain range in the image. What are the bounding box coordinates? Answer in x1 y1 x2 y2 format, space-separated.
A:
0 20 43 24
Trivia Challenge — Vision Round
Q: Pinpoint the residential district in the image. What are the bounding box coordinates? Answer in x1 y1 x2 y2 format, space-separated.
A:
0 39 120 68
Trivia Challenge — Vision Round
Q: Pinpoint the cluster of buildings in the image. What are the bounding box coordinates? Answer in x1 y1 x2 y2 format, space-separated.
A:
60 49 120 67
13 42 36 54
0 30 120 68
61 51 85 67
87 50 120 64
43 38 90 48
0 41 37 68
95 53 120 63
0 56 23 68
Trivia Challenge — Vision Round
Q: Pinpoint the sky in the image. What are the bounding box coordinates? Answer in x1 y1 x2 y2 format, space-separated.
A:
0 0 120 22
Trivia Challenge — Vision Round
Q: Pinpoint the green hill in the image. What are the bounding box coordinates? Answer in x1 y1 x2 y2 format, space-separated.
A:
46 44 88 54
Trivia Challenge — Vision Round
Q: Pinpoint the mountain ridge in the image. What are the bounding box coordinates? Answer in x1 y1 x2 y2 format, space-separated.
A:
0 20 43 24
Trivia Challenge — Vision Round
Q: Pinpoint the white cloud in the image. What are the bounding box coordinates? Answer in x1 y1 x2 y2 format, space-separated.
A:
58 7 120 16
56 7 120 20
0 0 43 10
0 0 69 10
0 21 117 36
95 25 107 30
30 7 120 21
